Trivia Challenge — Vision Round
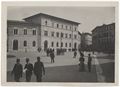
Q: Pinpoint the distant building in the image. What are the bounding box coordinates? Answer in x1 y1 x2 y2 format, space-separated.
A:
7 13 81 52
92 23 115 53
80 32 92 51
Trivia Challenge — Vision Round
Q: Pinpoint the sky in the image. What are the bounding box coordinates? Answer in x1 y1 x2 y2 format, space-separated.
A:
7 6 115 33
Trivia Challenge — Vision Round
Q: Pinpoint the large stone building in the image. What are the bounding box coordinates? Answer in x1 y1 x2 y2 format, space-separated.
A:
80 33 92 51
7 13 81 52
92 23 115 53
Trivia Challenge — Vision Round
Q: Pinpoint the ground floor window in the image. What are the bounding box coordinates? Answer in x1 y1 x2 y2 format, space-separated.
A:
33 41 36 47
13 40 18 50
24 40 27 47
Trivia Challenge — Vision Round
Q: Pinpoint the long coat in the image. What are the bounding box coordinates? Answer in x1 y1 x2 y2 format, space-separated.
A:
33 61 45 77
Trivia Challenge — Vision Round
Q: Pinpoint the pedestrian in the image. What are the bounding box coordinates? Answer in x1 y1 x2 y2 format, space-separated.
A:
79 55 85 72
33 57 45 82
80 51 84 57
73 51 77 58
88 54 92 72
50 51 55 63
11 59 23 82
46 48 49 56
24 58 33 82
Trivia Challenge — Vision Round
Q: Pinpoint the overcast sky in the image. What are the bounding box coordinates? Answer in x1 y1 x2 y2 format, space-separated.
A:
7 6 115 33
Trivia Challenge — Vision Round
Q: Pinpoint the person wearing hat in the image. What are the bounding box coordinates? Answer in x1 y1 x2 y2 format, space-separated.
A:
11 59 23 82
24 58 33 82
33 57 45 82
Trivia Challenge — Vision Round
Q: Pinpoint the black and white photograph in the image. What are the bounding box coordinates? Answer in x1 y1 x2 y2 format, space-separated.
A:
1 1 119 86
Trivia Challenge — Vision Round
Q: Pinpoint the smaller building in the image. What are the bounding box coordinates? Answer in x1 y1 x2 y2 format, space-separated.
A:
92 23 115 53
7 20 40 52
80 32 92 51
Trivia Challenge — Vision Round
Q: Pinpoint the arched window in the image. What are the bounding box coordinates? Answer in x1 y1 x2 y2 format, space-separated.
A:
24 41 27 47
33 41 36 47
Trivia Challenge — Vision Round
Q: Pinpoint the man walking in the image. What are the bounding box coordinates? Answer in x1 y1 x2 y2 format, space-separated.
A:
34 57 45 82
88 54 92 72
11 59 23 82
24 58 33 82
50 51 55 63
79 55 85 71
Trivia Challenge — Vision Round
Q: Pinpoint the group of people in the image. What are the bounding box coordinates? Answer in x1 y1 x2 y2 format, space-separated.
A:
11 50 93 82
11 57 45 82
46 48 55 63
79 51 92 72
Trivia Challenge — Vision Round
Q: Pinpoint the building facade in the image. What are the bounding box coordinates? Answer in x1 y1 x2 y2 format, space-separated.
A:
92 23 115 53
80 33 92 51
7 20 40 52
7 13 81 52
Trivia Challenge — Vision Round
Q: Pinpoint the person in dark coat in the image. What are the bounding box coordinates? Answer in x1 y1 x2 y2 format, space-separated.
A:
24 58 33 82
80 51 84 57
46 48 49 56
34 57 45 82
73 51 77 58
11 59 23 82
50 51 55 63
79 55 85 72
88 54 92 72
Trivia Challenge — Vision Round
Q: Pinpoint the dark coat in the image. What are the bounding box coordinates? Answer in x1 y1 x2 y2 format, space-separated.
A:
24 63 33 75
50 52 55 59
12 63 23 78
33 61 45 76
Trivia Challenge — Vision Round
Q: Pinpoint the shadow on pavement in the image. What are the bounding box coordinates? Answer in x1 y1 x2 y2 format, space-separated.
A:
7 64 97 82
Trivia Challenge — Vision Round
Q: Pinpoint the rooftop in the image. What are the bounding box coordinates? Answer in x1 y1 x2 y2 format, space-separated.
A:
23 13 80 25
7 20 40 26
92 23 115 32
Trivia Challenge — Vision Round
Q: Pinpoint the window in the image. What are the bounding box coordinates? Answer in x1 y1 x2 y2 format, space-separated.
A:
65 43 67 47
44 31 48 36
24 29 27 35
65 34 68 38
57 24 59 28
69 43 71 47
69 34 71 38
13 40 18 50
56 42 59 47
74 35 77 39
33 41 36 47
24 41 27 47
51 32 54 37
61 42 63 47
33 30 36 35
14 29 18 35
56 32 59 37
61 33 64 38
51 42 54 47
45 21 47 25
